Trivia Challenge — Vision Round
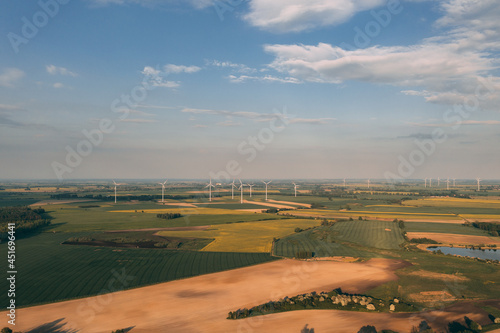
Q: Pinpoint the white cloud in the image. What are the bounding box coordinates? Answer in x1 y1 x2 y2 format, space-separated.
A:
119 118 158 123
46 65 78 77
289 117 336 125
164 64 201 74
206 60 256 74
244 0 386 33
53 83 64 89
228 74 301 84
0 68 25 87
88 0 213 9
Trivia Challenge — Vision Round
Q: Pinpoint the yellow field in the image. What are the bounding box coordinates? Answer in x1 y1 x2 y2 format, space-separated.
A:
157 219 321 253
287 209 459 221
403 197 500 208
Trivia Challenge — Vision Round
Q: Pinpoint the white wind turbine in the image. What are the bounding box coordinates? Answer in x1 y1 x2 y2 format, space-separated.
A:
429 178 432 187
453 178 456 187
247 183 255 198
112 180 121 203
446 178 450 190
367 179 371 189
477 178 481 191
437 177 441 187
424 178 427 188
158 180 167 204
293 182 299 197
262 180 272 201
238 179 244 203
206 178 215 202
343 178 346 188
231 179 236 200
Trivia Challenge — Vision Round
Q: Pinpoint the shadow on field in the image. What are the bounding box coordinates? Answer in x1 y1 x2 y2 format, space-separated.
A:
26 318 79 333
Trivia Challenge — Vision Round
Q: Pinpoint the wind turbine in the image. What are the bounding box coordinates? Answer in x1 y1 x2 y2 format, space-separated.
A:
231 179 236 200
247 183 255 198
453 178 456 187
446 178 450 190
429 178 432 187
343 178 346 188
205 178 215 202
158 180 167 204
367 179 371 189
477 178 481 191
262 180 272 201
293 182 299 197
112 180 120 203
424 178 427 188
438 177 440 187
238 179 244 203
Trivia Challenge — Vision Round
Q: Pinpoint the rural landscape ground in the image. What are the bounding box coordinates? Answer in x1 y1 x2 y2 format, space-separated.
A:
0 180 500 332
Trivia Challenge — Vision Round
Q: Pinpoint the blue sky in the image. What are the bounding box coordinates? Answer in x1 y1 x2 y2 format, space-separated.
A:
1 0 499 181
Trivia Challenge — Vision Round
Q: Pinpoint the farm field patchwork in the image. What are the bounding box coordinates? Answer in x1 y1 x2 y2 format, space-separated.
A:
157 219 320 252
0 232 277 307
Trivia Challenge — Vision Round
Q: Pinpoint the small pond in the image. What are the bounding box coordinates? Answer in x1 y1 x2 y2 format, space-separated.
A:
427 246 500 261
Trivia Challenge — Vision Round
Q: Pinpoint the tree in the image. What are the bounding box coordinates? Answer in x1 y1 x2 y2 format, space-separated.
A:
1 328 13 333
358 325 378 333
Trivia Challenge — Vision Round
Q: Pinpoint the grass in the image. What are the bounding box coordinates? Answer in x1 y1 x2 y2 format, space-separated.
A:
332 220 405 249
157 219 320 252
274 220 405 258
44 205 288 232
404 222 492 235
368 250 500 309
0 232 277 308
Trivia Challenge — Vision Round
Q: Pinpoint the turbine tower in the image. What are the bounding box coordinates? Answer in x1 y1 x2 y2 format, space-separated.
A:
438 177 440 187
158 180 167 204
293 182 299 197
231 179 236 200
424 178 427 188
367 179 371 189
262 180 272 201
477 178 481 191
247 183 255 198
446 178 450 190
343 178 346 188
238 179 244 204
453 178 456 187
112 180 120 203
205 178 215 202
429 178 432 187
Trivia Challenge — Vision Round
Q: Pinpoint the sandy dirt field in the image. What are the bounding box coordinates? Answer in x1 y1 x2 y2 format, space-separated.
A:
5 258 495 333
267 199 312 208
407 232 500 245
242 200 296 209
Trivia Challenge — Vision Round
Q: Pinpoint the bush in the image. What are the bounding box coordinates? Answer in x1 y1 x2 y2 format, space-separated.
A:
1 328 13 333
358 325 377 333
294 227 303 233
410 238 439 244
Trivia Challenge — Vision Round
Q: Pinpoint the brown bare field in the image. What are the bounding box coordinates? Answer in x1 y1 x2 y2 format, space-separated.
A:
267 199 312 208
29 199 99 206
243 200 296 209
407 232 500 245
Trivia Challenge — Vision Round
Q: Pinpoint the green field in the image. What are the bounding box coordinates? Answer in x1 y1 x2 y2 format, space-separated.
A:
274 220 404 258
404 222 492 235
0 232 276 307
44 205 288 232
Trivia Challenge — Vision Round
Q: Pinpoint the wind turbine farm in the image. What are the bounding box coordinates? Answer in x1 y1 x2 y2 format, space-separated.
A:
2 0 500 332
